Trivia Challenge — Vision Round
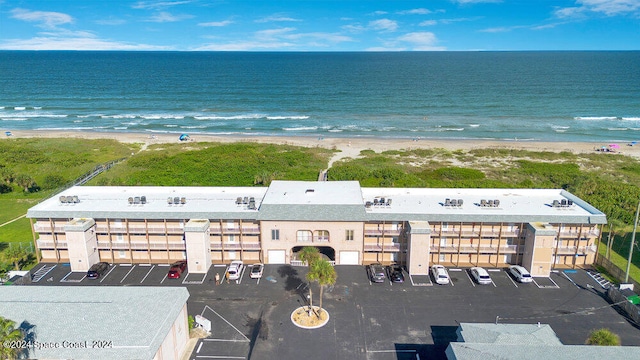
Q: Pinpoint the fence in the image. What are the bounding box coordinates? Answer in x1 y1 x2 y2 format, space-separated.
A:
606 286 640 325
595 256 640 290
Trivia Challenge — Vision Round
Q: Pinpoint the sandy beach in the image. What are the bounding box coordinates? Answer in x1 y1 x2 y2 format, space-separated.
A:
4 130 640 165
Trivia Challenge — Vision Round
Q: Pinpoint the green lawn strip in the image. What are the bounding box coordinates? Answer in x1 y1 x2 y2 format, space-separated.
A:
0 217 34 245
0 197 44 224
598 242 640 283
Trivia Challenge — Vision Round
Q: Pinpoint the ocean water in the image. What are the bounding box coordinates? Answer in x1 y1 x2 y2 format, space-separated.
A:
1 51 639 142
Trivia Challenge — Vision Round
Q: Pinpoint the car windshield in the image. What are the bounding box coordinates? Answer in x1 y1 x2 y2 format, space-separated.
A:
252 267 261 273
522 273 531 277
439 274 448 279
480 275 490 279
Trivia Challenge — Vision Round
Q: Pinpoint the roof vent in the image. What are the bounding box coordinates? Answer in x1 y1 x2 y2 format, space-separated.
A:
167 197 173 204
134 196 141 204
141 196 146 204
180 197 186 204
60 196 68 203
128 197 134 204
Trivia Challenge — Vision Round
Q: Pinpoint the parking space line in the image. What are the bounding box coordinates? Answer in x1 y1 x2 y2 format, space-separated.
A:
505 270 518 288
201 305 250 341
490 279 497 287
120 265 137 283
140 265 155 283
562 271 580 288
60 271 73 282
465 270 476 287
548 276 559 288
196 342 203 354
31 264 56 282
160 273 168 284
99 265 117 283
195 356 246 359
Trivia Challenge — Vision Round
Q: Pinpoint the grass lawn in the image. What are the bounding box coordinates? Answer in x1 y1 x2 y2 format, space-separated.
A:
599 238 640 283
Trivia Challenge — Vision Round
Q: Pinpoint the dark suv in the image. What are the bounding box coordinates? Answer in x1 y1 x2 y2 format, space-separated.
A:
368 263 386 283
87 262 109 279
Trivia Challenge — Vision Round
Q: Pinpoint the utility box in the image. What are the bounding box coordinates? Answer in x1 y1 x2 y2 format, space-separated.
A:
621 288 640 305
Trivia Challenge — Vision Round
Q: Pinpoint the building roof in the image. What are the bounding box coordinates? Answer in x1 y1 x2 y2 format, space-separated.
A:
0 286 189 360
361 187 606 224
446 323 640 360
27 186 267 220
27 181 607 224
258 180 367 221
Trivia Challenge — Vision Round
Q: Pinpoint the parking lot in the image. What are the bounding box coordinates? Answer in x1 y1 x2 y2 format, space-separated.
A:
26 263 640 360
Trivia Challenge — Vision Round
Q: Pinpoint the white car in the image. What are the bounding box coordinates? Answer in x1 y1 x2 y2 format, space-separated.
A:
431 265 450 285
227 260 244 280
250 263 264 279
469 267 492 285
508 265 532 283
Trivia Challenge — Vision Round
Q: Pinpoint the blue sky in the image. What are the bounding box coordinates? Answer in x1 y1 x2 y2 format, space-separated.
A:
0 0 639 51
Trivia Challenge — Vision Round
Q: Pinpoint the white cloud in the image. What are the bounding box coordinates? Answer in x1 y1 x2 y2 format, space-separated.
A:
255 14 302 23
11 8 73 29
198 20 234 27
342 24 366 33
132 1 193 10
397 32 444 50
193 41 295 51
0 36 171 51
397 8 432 15
555 0 640 18
369 19 398 32
419 20 438 26
255 27 297 40
146 11 193 22
370 11 388 16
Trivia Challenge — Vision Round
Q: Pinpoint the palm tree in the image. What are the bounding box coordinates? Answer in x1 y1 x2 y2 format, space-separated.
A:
586 328 620 346
298 246 320 311
309 259 337 318
4 246 30 271
14 174 36 193
0 316 24 360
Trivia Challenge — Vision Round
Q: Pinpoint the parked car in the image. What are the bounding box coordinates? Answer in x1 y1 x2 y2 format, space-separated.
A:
508 265 532 283
167 260 187 279
368 263 386 283
388 265 405 283
469 267 492 285
250 263 264 279
87 262 109 279
227 260 244 280
431 265 450 285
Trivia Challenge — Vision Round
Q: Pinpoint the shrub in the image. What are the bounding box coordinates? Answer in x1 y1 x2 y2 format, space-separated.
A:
586 328 620 346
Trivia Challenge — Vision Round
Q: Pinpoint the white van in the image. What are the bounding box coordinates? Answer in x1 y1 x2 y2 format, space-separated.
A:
508 265 532 283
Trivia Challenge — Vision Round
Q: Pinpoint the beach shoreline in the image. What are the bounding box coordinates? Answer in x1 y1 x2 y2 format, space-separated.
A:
3 129 640 163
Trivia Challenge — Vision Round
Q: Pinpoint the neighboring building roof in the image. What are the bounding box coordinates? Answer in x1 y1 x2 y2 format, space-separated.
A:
0 286 189 360
446 323 640 360
26 181 607 224
455 322 562 345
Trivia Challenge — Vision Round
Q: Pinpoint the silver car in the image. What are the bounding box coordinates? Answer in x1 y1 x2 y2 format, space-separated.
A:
508 265 532 283
469 267 492 285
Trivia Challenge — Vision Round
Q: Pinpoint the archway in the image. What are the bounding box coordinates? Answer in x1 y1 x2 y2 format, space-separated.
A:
291 246 335 262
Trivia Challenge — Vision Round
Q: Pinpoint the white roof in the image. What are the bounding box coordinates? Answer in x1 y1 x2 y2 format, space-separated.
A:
27 182 606 224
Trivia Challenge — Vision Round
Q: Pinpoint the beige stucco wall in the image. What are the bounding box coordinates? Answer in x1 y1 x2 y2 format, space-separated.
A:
65 221 99 272
153 303 189 360
260 220 364 264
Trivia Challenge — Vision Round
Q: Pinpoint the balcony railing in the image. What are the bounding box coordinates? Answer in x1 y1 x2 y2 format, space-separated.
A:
364 243 401 252
36 239 67 249
364 229 402 236
430 244 518 254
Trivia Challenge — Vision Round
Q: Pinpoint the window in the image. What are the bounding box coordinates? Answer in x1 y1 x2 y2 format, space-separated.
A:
297 230 312 242
314 230 329 242
271 229 280 241
345 230 354 241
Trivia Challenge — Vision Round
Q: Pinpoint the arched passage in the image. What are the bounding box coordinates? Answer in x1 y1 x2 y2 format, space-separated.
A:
291 246 335 262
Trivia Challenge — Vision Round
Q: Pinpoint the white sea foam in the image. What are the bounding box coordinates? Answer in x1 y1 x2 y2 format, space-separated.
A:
552 125 570 129
164 124 178 127
180 125 207 129
327 129 343 132
14 107 26 110
469 124 480 127
574 116 618 120
102 114 137 119
35 126 109 130
34 107 42 110
113 127 128 130
607 127 628 131
1 117 27 121
622 117 640 121
283 126 318 131
195 113 265 120
266 115 310 120
142 115 185 120
73 120 83 123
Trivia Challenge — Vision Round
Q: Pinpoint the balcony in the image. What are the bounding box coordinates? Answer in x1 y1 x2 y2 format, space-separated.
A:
364 229 402 236
36 239 64 249
558 229 599 238
554 246 577 255
364 243 401 252
430 244 518 254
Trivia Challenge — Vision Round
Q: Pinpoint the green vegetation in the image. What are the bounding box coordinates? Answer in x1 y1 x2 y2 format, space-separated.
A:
586 328 621 346
0 316 25 360
89 142 333 186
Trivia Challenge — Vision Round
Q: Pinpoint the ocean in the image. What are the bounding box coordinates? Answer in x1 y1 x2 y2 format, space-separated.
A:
1 51 639 142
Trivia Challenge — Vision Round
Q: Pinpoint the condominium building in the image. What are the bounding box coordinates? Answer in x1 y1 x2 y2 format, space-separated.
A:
26 180 606 277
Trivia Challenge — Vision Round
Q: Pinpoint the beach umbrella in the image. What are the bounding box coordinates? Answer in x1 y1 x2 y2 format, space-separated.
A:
609 144 620 149
179 134 190 141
